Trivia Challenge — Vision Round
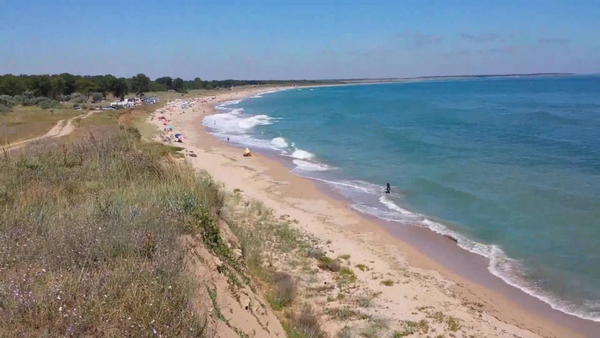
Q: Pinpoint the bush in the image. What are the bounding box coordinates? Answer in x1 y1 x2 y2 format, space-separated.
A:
286 305 326 338
317 256 342 272
0 104 12 113
21 90 35 100
22 98 37 106
35 96 50 104
12 95 23 104
268 272 296 310
92 92 104 103
59 94 70 102
69 92 86 103
39 99 61 109
0 94 16 107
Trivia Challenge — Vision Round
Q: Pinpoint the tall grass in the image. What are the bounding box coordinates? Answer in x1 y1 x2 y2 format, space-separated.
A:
0 130 222 337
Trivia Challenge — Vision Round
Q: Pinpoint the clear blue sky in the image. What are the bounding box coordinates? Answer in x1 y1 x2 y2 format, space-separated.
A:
1 0 598 80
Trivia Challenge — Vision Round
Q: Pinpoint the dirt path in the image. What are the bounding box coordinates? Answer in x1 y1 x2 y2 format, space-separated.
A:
3 110 96 151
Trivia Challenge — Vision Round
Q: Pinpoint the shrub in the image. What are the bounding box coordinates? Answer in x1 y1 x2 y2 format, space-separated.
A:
12 95 23 104
92 92 104 103
21 90 35 100
59 94 70 102
0 94 16 107
69 92 86 103
317 256 342 272
307 248 325 260
268 271 296 310
447 316 461 332
338 267 357 284
35 96 50 104
286 305 326 338
355 264 368 271
381 279 394 286
39 99 61 109
0 104 11 113
22 98 37 106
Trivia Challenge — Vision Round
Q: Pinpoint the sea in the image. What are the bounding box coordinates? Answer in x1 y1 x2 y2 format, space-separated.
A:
203 76 600 322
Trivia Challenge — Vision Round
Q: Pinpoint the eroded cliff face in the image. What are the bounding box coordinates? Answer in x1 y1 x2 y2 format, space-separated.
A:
182 223 286 338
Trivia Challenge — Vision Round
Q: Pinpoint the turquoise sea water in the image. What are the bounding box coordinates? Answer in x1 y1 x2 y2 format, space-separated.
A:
203 76 600 321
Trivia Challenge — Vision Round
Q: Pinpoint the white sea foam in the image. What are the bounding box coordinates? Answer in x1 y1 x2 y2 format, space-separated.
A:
290 149 315 160
379 196 414 215
238 115 273 129
292 160 330 172
203 110 274 135
216 100 241 109
271 137 289 148
252 89 283 98
369 197 600 322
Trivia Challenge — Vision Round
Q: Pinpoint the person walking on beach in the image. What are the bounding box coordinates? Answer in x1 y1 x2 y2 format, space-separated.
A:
385 183 391 194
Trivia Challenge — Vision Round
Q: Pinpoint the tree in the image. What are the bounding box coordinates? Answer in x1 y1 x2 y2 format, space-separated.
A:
131 73 150 95
92 92 104 103
75 79 98 99
155 76 173 90
111 78 129 100
193 77 203 89
0 75 26 96
30 75 53 97
98 75 116 96
60 73 77 95
50 76 65 100
173 78 184 92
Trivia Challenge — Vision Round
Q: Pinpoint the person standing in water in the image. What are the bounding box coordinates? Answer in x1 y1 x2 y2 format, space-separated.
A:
385 183 391 194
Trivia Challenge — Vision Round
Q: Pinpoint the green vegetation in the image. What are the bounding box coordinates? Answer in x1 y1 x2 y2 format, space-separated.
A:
0 73 335 100
0 129 218 337
447 316 461 332
284 305 327 338
381 279 394 286
431 311 445 323
267 272 296 310
359 317 388 337
393 319 429 337
338 267 358 285
0 105 80 145
317 256 342 272
355 264 369 271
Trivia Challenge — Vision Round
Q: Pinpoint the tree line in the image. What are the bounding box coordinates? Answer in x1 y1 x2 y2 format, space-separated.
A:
0 73 268 100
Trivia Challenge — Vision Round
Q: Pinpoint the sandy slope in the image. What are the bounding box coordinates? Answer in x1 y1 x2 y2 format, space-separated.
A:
148 87 584 338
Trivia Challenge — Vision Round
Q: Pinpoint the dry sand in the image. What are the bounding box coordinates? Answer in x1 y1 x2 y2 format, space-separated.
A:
148 86 590 338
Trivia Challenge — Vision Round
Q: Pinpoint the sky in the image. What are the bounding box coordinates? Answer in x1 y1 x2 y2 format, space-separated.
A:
1 0 599 80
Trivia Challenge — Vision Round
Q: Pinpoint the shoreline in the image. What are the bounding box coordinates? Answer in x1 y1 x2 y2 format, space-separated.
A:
149 85 597 337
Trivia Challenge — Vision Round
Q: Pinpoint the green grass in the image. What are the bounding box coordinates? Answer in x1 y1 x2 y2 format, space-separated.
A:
447 316 461 332
338 267 357 285
355 264 368 271
0 105 80 145
0 130 217 337
381 279 394 286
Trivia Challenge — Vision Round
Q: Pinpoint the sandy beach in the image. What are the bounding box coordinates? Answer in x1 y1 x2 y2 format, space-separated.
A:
148 86 596 338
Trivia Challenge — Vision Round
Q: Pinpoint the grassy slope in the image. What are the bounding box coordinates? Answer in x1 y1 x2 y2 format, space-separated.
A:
0 129 221 337
0 106 81 145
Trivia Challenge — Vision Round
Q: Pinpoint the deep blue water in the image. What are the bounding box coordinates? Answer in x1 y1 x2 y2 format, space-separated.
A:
204 76 600 321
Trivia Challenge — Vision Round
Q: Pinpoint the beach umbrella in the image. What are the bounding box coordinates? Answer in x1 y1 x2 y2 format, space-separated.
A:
175 133 182 138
